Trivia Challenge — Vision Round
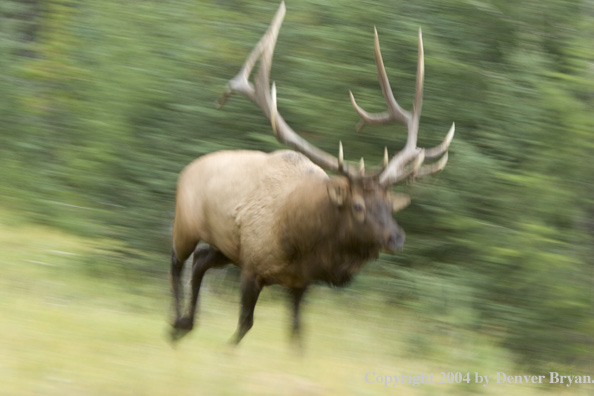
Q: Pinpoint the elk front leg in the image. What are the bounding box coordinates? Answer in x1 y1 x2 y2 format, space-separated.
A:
233 271 263 344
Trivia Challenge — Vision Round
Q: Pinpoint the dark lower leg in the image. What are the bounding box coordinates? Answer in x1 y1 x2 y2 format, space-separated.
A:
233 272 262 344
170 249 184 322
289 286 307 344
186 246 229 327
171 246 229 341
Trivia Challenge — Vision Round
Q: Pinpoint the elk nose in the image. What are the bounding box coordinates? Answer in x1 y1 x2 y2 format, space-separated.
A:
385 228 405 253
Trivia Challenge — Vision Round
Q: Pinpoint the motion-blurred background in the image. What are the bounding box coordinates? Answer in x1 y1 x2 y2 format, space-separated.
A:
1 0 593 394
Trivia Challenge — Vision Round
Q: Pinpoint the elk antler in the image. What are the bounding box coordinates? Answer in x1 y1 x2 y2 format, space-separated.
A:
349 28 455 186
218 2 454 183
218 1 355 176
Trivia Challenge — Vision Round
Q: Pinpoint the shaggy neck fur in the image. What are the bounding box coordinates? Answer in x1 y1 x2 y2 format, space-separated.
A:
279 177 379 287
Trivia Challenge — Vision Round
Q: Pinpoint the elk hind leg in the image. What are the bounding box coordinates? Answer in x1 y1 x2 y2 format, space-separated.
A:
186 246 229 327
288 286 307 347
170 248 187 327
171 245 229 341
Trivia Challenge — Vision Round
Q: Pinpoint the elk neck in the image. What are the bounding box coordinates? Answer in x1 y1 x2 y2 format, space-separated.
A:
278 176 379 287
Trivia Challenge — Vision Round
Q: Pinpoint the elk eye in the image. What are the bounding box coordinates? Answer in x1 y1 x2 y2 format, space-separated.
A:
353 202 364 212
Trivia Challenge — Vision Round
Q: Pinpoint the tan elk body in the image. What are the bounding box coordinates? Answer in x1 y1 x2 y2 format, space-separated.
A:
169 2 454 344
175 149 402 287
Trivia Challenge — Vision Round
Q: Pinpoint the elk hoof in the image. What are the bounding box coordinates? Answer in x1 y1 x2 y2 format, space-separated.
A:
174 317 194 330
170 317 194 342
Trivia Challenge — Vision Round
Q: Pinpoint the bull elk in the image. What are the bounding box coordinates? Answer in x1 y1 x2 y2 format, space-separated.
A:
169 1 454 344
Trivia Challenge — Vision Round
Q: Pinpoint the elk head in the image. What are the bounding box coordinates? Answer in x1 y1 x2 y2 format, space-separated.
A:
218 1 455 254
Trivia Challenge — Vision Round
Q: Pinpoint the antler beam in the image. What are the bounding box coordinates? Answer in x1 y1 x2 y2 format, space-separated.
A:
218 1 358 176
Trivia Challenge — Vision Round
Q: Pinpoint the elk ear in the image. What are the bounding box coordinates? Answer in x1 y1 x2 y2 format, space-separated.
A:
390 193 410 213
327 179 348 207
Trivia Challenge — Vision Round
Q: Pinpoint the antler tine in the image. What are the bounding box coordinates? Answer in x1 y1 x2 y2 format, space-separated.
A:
416 151 449 178
388 149 448 184
349 91 393 131
375 27 412 126
219 1 360 176
424 122 455 159
349 28 411 131
408 28 424 150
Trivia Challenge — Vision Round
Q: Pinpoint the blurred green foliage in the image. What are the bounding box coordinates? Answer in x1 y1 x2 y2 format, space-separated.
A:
1 0 593 370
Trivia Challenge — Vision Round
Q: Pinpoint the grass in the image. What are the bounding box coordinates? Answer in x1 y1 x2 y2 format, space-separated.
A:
0 211 588 395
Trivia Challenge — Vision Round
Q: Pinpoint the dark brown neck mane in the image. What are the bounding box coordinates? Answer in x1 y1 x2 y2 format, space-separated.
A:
280 177 379 287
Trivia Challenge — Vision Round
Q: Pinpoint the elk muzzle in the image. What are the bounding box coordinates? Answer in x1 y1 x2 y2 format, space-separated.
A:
383 222 406 253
